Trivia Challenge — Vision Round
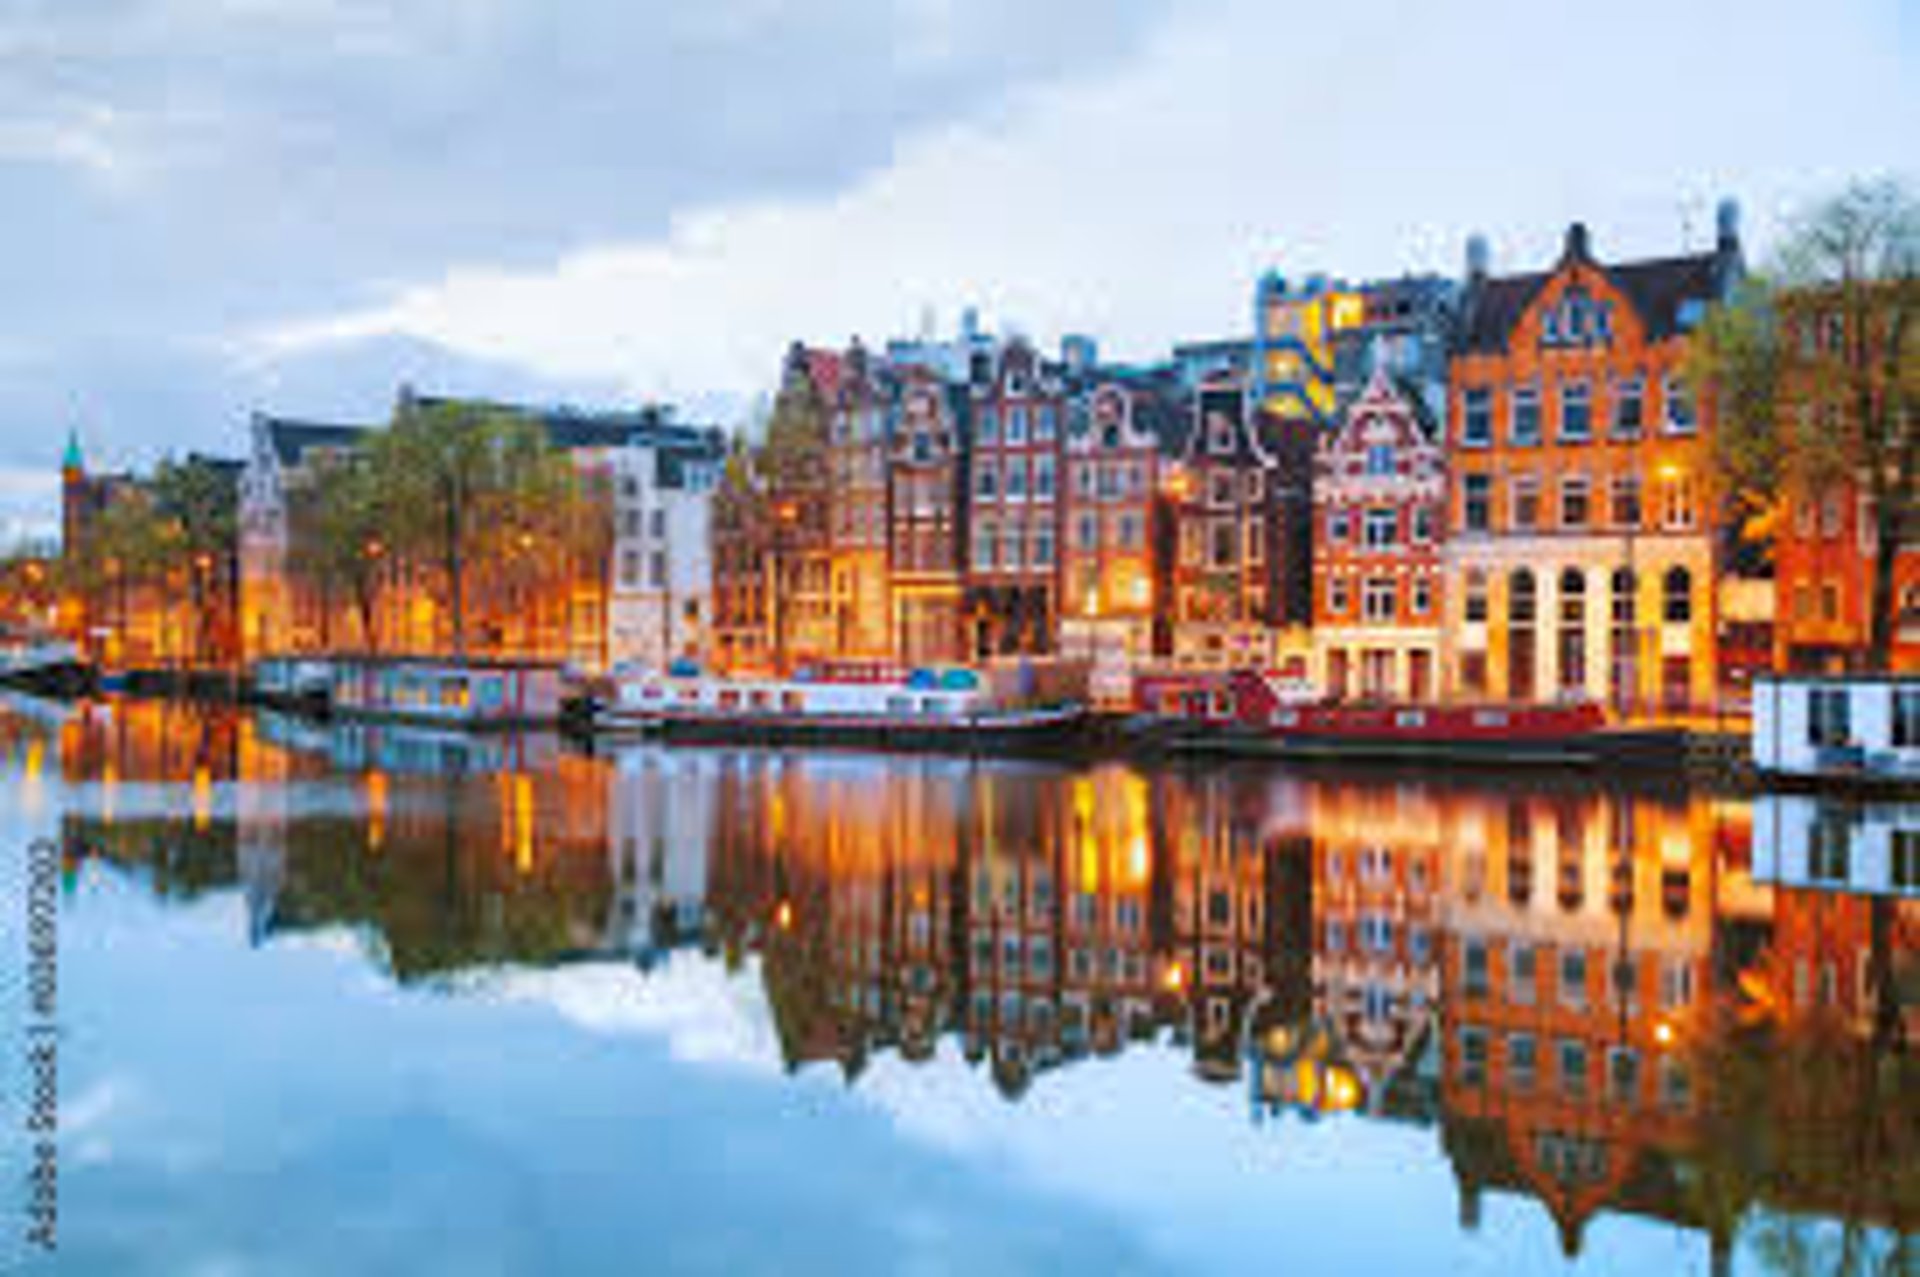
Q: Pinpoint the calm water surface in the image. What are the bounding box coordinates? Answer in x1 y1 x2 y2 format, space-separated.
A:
0 695 1913 1276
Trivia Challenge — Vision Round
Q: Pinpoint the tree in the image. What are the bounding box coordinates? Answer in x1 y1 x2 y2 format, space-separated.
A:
1693 178 1920 668
288 449 393 653
148 456 239 665
368 399 579 658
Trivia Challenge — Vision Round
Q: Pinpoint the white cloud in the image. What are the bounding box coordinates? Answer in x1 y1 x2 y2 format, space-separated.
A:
257 0 1920 407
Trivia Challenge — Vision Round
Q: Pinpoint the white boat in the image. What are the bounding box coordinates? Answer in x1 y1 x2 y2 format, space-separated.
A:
600 664 1086 750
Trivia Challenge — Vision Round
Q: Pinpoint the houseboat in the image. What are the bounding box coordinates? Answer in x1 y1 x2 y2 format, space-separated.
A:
1753 675 1920 792
1129 668 1657 766
250 655 568 730
600 663 1087 751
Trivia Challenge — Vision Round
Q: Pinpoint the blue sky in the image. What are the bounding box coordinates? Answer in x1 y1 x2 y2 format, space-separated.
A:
1 0 1916 542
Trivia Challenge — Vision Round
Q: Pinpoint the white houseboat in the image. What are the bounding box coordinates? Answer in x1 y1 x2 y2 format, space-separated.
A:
1752 675 1920 790
252 655 569 730
601 663 1085 751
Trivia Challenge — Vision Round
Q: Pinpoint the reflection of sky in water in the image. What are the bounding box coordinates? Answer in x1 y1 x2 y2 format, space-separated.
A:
29 868 1700 1276
1 700 1902 1277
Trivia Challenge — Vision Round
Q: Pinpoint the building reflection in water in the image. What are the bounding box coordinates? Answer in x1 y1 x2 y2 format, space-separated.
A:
24 697 1918 1268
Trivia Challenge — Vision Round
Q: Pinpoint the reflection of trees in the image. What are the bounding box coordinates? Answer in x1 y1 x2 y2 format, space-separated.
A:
1689 1017 1918 1275
63 815 237 900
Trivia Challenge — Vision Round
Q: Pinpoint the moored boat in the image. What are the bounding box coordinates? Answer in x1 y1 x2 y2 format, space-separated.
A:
601 664 1088 752
1131 668 1659 766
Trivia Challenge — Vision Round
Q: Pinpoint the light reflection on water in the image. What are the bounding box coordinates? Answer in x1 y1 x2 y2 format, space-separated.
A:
2 695 1915 1276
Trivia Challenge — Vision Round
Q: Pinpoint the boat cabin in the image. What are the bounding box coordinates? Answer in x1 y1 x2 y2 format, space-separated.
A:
1753 676 1920 784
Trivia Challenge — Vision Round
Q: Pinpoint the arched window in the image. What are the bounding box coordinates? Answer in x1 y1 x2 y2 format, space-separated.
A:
1663 566 1692 624
1560 568 1587 625
1509 569 1537 625
1610 568 1636 626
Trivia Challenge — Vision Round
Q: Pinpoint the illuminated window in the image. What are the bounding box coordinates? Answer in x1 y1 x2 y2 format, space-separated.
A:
1663 567 1692 624
1464 569 1489 623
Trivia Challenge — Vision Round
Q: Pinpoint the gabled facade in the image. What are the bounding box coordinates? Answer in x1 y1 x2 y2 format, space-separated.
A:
1165 374 1284 668
826 342 896 661
1442 212 1742 713
964 340 1066 658
1313 368 1446 700
1058 375 1177 669
888 365 968 664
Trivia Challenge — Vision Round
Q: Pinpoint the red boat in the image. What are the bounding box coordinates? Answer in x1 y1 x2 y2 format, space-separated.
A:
1130 669 1656 767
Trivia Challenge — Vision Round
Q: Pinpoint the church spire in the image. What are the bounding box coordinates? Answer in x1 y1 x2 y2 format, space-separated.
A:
62 427 84 474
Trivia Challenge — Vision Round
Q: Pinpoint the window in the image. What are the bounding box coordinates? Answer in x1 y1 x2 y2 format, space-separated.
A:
1560 948 1588 1008
1512 943 1538 1006
1607 1047 1640 1102
1810 812 1851 881
1462 388 1493 446
1364 508 1398 549
1611 474 1642 529
1002 525 1023 569
1035 454 1057 500
1808 687 1851 747
1663 566 1692 624
1511 384 1541 445
1560 380 1592 442
649 508 667 539
1366 443 1396 475
1005 458 1028 500
975 459 998 499
977 408 999 444
1118 512 1143 549
1412 506 1435 543
1364 578 1397 622
1328 509 1351 542
1613 376 1645 438
1412 576 1433 615
1510 1033 1539 1092
1661 472 1695 529
1075 462 1096 499
1512 475 1541 530
1328 577 1350 615
1510 569 1538 624
1559 1039 1590 1099
1460 1027 1489 1088
1895 688 1920 748
1464 940 1490 999
1663 375 1696 434
973 521 997 570
1463 474 1492 532
1033 526 1055 567
1895 829 1920 891
1211 521 1236 567
1007 405 1028 444
1208 416 1234 454
1561 476 1591 528
1464 570 1489 623
1035 404 1058 441
1075 512 1098 551
1245 471 1264 502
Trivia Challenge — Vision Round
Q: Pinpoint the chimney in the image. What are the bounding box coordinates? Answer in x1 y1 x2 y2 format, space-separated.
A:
1465 233 1490 283
1564 222 1591 261
1716 197 1741 254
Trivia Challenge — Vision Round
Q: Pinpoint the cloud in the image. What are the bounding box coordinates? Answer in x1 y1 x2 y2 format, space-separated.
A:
259 0 1920 413
0 0 1172 470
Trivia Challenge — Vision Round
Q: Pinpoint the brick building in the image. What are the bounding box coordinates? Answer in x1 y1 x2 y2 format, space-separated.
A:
888 364 969 664
964 339 1067 658
1313 367 1446 700
1442 212 1743 713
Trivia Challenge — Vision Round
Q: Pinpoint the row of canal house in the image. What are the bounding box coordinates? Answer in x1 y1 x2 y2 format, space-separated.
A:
720 203 1754 713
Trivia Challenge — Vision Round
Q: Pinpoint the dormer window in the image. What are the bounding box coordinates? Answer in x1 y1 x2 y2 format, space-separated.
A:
1365 444 1396 476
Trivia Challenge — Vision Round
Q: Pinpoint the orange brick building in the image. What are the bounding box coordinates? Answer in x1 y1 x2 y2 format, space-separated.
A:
1313 367 1446 700
1443 214 1744 713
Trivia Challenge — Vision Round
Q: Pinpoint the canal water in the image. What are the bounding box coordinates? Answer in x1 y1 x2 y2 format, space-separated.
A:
0 694 1912 1275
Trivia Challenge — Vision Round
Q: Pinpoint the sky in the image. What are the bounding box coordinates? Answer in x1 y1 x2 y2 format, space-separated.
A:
1 0 1916 543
